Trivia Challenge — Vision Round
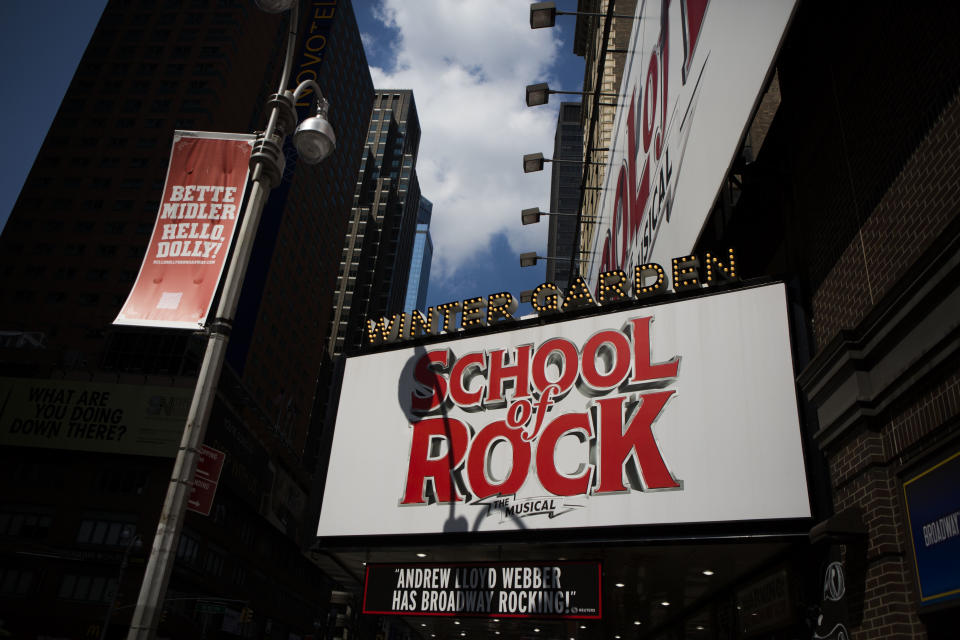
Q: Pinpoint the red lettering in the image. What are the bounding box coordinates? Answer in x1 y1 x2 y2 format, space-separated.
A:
642 53 658 153
467 420 530 499
411 350 449 414
627 317 679 383
506 399 532 428
486 345 532 405
580 330 631 391
600 230 613 274
610 168 627 271
531 338 579 397
449 352 485 407
595 392 679 493
536 413 593 496
402 418 470 504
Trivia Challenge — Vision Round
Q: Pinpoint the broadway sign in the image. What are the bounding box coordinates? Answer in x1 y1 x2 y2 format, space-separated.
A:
585 0 797 290
317 283 810 537
363 562 601 619
114 130 255 329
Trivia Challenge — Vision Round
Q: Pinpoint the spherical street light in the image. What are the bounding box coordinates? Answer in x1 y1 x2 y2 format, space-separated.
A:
294 99 337 164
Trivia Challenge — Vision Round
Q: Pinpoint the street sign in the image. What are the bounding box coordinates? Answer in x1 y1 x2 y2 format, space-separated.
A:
196 602 226 614
187 444 226 516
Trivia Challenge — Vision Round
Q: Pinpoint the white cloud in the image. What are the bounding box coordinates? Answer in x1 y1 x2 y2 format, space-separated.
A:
359 31 377 55
367 0 566 288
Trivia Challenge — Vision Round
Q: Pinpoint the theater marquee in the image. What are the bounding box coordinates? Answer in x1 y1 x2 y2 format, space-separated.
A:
317 283 810 537
363 561 601 619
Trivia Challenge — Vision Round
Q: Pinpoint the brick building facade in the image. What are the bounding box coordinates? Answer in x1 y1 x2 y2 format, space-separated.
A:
693 1 960 637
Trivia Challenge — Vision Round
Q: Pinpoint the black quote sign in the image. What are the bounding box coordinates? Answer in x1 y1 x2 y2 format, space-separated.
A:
363 561 601 619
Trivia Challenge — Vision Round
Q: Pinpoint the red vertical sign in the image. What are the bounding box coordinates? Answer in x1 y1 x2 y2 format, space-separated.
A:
114 131 255 329
187 444 226 516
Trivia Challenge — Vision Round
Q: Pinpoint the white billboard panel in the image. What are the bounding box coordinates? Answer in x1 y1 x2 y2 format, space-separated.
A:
318 284 810 537
585 0 797 289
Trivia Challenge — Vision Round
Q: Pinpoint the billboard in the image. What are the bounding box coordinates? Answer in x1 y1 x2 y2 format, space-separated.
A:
363 561 601 619
114 130 255 329
0 377 191 457
904 450 960 607
585 0 797 289
317 283 810 537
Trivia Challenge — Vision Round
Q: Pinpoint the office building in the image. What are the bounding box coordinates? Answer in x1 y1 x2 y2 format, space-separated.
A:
402 196 433 312
546 102 583 286
328 89 422 357
573 0 637 256
0 1 373 638
568 0 960 636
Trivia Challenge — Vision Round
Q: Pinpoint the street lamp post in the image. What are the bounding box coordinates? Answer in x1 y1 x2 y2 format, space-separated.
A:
100 531 141 640
126 2 335 638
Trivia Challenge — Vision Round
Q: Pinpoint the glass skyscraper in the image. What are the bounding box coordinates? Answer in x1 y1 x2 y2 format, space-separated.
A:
547 102 583 287
403 196 433 312
328 89 422 356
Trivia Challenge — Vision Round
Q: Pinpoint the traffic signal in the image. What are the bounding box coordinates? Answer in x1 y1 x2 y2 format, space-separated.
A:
240 607 254 623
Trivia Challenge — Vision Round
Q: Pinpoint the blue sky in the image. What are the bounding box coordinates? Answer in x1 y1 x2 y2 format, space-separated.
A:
0 0 586 313
351 1 585 311
0 0 108 232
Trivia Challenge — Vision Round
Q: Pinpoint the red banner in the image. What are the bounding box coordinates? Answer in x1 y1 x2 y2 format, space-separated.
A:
114 131 255 329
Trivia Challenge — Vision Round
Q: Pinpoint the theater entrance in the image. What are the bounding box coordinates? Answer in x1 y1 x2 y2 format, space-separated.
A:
311 534 818 640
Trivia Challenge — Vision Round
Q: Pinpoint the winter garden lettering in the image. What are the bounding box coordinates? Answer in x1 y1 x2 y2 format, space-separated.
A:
365 248 737 346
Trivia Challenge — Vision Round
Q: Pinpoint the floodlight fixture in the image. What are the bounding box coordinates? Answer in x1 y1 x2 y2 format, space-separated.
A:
523 153 546 173
521 207 599 225
523 153 603 173
530 1 637 29
520 252 585 267
292 85 336 164
525 82 617 107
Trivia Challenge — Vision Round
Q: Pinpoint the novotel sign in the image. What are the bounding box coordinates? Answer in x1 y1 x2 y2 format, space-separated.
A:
318 282 810 538
364 248 738 347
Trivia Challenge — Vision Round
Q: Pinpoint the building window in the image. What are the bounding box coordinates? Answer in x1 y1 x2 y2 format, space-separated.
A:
57 574 116 602
54 267 77 280
202 548 225 577
0 510 53 539
176 533 200 565
96 467 147 494
76 518 135 546
231 564 247 586
86 269 108 281
0 569 38 597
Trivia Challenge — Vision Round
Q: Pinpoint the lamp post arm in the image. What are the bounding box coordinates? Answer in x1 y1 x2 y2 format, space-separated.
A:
292 79 330 116
276 0 299 95
557 10 635 19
